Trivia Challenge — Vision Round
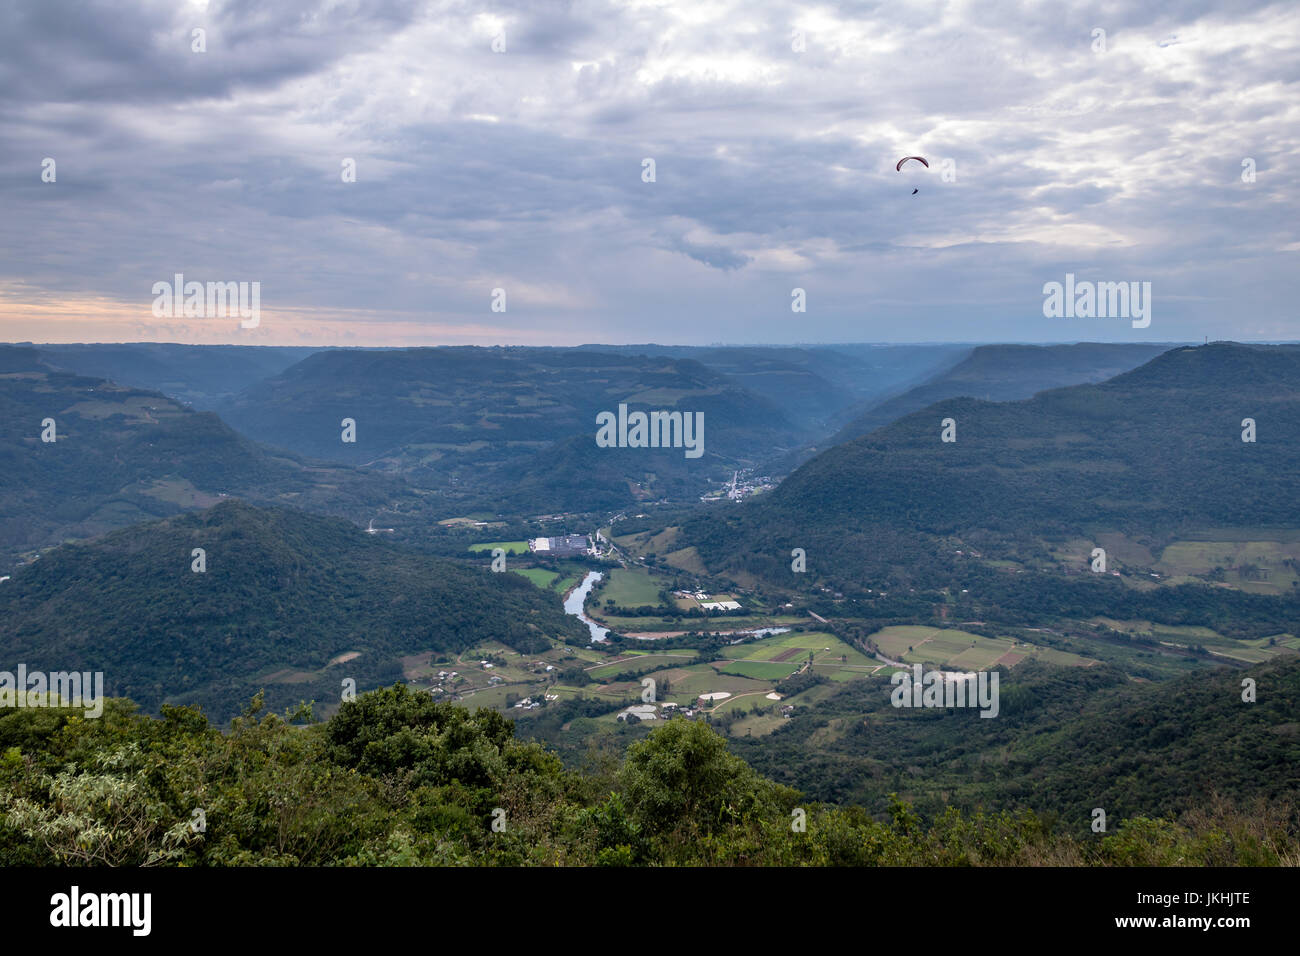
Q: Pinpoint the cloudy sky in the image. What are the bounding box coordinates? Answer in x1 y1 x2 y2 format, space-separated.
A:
1 0 1296 346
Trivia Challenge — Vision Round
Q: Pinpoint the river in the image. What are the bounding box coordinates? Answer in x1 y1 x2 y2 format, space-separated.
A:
563 570 610 643
562 570 793 644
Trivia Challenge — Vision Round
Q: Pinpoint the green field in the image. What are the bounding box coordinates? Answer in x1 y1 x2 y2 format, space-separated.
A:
1091 618 1298 663
729 712 787 738
593 613 804 631
1057 533 1300 594
708 688 778 713
554 570 585 594
870 625 1094 669
717 660 799 681
667 667 770 702
785 683 844 707
468 540 530 555
586 652 697 680
1207 645 1276 663
1155 538 1300 594
513 567 559 588
719 631 874 667
825 667 881 681
598 566 671 608
507 561 589 595
435 617 1094 732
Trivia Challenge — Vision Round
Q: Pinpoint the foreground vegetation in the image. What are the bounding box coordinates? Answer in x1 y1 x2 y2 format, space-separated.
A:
2 684 1295 867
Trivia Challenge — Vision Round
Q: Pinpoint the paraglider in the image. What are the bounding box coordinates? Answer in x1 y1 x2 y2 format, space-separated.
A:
897 155 928 195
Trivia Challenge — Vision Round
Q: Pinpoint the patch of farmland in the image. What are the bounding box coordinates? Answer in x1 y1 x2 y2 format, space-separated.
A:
869 625 1094 669
664 547 708 574
1027 646 1095 666
671 668 770 701
824 668 874 682
1156 537 1300 594
599 566 671 608
641 526 682 553
1208 645 1276 664
717 660 798 681
946 643 1012 669
468 540 529 555
514 567 559 588
587 654 694 680
729 713 786 738
785 683 842 707
870 625 953 659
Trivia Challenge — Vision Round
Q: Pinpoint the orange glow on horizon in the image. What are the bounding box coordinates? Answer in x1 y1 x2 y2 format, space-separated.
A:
0 287 582 347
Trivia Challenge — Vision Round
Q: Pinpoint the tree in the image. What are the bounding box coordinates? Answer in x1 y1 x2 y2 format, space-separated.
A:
616 720 790 846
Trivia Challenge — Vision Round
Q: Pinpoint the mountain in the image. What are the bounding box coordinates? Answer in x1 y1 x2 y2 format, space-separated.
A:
216 346 807 510
34 343 323 409
732 655 1300 827
674 347 861 431
0 345 417 568
15 343 971 521
0 500 586 721
683 343 1300 591
831 343 1176 444
578 343 968 432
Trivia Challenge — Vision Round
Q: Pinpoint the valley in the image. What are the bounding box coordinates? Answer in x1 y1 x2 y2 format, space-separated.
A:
6 0 1298 887
2 339 1297 862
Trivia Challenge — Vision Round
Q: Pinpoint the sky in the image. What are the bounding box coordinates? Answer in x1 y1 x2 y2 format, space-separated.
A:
1 0 1297 347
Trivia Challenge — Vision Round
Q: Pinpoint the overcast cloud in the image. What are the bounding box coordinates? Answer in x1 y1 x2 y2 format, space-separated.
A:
0 0 1296 345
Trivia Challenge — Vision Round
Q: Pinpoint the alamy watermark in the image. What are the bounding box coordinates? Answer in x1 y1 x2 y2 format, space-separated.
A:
595 403 704 459
1 665 104 718
50 886 150 936
890 663 999 718
151 273 260 328
1042 273 1151 328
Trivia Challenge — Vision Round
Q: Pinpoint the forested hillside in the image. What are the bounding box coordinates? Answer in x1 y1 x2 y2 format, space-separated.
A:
0 501 586 719
731 657 1300 829
685 344 1300 592
0 346 419 567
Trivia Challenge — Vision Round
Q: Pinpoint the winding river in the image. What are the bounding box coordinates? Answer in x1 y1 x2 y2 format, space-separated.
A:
563 571 610 643
562 570 794 645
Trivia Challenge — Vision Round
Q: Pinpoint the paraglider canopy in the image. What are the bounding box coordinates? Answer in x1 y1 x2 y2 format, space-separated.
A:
896 156 929 171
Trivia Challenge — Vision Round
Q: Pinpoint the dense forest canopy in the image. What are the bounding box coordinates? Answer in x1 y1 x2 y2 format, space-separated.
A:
2 681 1295 867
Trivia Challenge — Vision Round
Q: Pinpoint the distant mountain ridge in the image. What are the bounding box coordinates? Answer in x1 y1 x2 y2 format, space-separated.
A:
0 345 416 568
216 346 810 510
33 343 323 409
831 342 1177 444
577 343 968 431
